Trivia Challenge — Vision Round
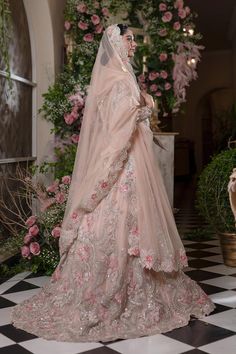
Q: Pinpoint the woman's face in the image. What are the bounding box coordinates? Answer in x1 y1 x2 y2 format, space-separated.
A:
122 29 137 58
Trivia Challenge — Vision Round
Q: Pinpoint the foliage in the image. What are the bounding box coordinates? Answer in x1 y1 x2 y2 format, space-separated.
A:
0 0 12 77
196 149 236 233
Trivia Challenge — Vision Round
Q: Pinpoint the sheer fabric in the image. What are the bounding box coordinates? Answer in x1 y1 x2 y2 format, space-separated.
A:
11 25 214 341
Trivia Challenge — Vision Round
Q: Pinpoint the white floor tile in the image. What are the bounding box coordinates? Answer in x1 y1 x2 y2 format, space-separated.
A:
201 264 236 275
183 266 194 272
0 333 15 348
209 290 236 308
201 309 236 331
201 276 236 290
20 338 103 354
7 271 32 282
206 255 224 263
0 307 13 326
200 334 236 354
182 240 196 245
107 334 193 354
207 247 221 253
1 288 41 304
203 240 220 246
24 276 50 287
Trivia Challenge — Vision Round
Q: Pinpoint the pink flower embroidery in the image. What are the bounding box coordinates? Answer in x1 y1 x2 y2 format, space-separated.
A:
141 250 155 269
101 181 108 189
52 267 61 281
78 21 88 30
91 193 97 200
128 246 140 256
162 11 173 23
77 245 90 261
25 215 37 227
83 33 94 42
91 15 100 25
71 211 78 219
29 224 39 237
51 226 61 238
29 242 41 256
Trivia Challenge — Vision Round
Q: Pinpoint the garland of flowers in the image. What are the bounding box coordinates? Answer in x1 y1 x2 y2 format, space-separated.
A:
0 0 12 78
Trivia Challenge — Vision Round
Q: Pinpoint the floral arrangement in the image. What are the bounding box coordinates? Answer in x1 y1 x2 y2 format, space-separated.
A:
19 175 72 274
132 0 203 116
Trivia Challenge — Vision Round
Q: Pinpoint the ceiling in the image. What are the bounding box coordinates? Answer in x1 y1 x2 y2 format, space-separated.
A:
186 0 236 51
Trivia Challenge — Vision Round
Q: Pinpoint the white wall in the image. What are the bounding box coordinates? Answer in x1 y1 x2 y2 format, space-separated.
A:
173 49 234 171
23 0 66 164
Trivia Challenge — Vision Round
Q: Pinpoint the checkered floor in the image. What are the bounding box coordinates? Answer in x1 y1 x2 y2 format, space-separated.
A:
1 214 236 353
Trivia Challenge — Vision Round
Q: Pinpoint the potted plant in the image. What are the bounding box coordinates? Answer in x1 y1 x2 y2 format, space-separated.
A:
196 148 236 267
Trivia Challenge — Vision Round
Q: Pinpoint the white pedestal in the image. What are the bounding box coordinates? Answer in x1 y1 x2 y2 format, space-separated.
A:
153 132 178 207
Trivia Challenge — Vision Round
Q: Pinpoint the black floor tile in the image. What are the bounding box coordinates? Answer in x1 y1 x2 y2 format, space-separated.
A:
210 303 233 315
0 296 16 308
164 320 236 346
186 250 220 258
0 324 37 343
0 345 33 354
182 350 209 354
199 283 226 295
188 259 220 269
186 243 218 250
3 281 40 295
25 272 44 279
81 347 120 354
185 270 222 281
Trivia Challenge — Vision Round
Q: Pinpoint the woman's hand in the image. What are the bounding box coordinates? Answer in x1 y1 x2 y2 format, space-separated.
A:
140 91 154 109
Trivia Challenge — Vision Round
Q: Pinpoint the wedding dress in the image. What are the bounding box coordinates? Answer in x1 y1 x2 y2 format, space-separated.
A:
11 24 214 342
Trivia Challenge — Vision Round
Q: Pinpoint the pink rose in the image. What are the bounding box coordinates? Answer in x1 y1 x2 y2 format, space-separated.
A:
95 24 104 34
29 242 41 256
155 91 162 97
64 113 74 125
29 224 39 237
174 0 184 9
64 21 71 31
55 192 65 204
158 28 167 37
78 21 88 30
165 82 172 90
178 9 186 19
91 15 100 25
77 3 87 13
160 70 168 79
83 33 94 42
148 71 159 81
71 134 80 144
162 11 173 23
25 215 37 227
51 226 61 238
46 180 59 193
150 84 158 92
21 245 30 258
24 234 32 244
159 53 168 62
159 3 167 11
138 73 146 83
62 175 71 185
140 83 147 90
185 6 191 15
102 7 110 17
173 21 181 31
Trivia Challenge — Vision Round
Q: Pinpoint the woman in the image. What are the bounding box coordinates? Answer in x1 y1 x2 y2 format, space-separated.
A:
11 24 214 342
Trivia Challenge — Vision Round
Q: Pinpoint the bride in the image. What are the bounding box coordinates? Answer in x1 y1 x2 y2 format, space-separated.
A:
11 24 214 342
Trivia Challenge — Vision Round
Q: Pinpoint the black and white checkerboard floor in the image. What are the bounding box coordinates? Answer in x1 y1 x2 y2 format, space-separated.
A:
1 216 236 353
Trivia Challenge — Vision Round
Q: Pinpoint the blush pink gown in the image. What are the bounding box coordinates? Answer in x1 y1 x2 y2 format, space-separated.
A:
11 24 214 342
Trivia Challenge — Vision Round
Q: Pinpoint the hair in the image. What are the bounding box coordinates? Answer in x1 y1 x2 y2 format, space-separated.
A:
117 24 129 35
